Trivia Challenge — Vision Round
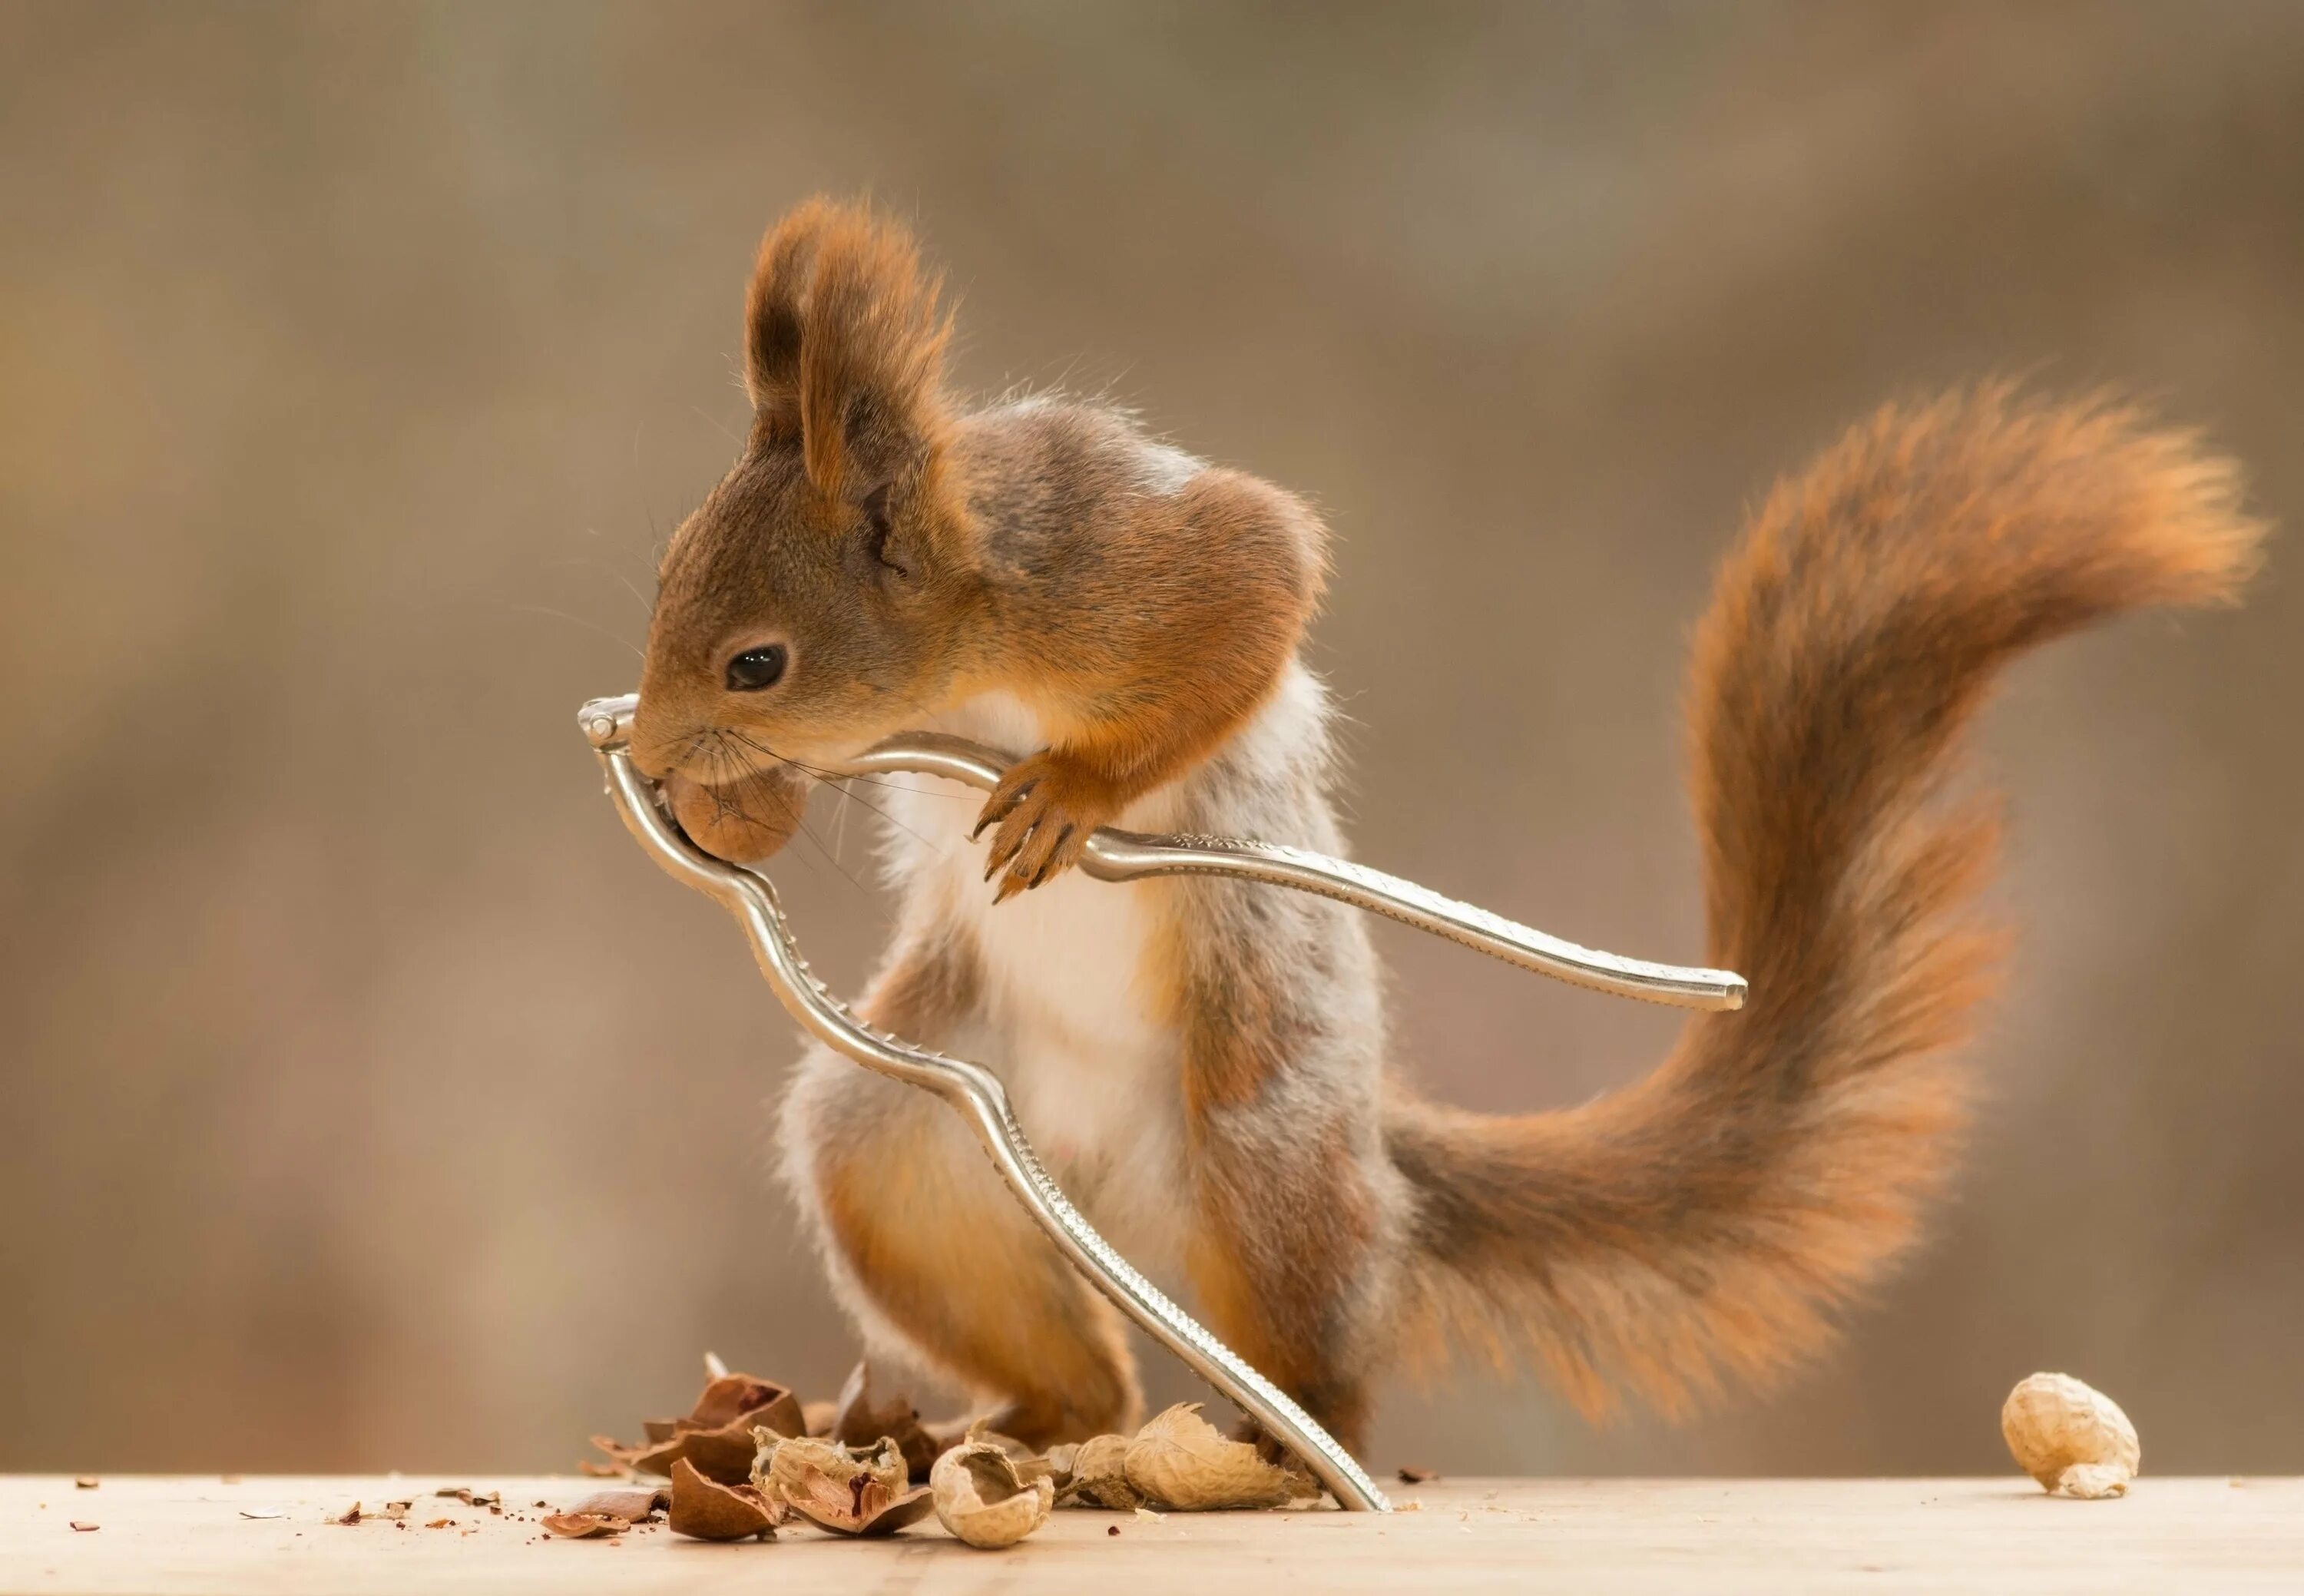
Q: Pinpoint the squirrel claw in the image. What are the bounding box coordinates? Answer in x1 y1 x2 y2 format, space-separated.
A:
971 778 1036 842
1032 826 1076 886
974 756 1110 899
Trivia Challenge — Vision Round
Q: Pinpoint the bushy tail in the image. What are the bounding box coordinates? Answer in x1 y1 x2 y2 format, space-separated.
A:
1385 386 2264 1417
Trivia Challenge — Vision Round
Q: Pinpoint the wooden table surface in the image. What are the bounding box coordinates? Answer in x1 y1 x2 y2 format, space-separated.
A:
4 1474 2297 1594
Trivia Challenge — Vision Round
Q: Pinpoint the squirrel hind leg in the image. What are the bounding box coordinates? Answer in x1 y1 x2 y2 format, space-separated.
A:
1183 1156 1393 1459
779 1041 1141 1448
1171 986 1402 1456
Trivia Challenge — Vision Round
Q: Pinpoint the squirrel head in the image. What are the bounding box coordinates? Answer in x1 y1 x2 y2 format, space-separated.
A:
632 200 983 848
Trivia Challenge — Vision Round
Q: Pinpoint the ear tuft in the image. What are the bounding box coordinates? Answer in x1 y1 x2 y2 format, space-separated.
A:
743 200 830 432
743 198 953 495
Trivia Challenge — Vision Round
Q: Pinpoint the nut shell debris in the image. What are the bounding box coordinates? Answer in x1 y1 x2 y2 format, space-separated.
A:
1121 1403 1315 1511
594 1372 804 1485
584 1354 1318 1543
667 1456 781 1541
931 1429 1056 1548
434 1487 502 1509
539 1511 627 1539
567 1485 669 1523
829 1360 941 1481
754 1432 934 1536
1054 1432 1144 1510
2001 1372 2140 1498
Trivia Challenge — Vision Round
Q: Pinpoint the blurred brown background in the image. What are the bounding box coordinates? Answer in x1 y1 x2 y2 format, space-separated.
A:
3 1 2299 1480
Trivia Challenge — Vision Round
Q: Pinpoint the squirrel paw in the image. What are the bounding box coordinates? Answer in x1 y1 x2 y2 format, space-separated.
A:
972 753 1117 901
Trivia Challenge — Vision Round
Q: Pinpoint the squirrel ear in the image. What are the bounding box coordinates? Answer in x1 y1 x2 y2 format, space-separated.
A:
743 198 952 496
743 200 828 438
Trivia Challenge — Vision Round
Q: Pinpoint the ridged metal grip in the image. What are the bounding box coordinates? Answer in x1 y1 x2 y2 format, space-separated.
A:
836 728 1744 1012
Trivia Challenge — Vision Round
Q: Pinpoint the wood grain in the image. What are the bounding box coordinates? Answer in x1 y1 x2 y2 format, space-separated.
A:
4 1475 2298 1594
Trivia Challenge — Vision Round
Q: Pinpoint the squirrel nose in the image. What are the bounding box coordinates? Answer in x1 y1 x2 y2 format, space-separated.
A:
725 643 788 692
628 736 682 783
624 700 689 782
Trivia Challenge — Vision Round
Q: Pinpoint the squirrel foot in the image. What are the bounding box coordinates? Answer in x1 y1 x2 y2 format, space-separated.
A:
972 752 1119 901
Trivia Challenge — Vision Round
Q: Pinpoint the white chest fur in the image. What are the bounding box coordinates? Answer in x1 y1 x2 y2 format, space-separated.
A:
872 693 1190 1265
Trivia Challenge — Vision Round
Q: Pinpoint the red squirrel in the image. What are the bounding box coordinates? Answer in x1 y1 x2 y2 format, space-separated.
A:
629 198 2264 1454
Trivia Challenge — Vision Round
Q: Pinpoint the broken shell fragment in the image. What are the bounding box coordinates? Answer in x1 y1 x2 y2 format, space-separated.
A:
690 1373 801 1433
432 1486 502 1508
539 1511 628 1538
931 1435 1056 1548
1121 1403 1314 1511
593 1371 805 1485
829 1360 941 1481
1054 1432 1144 1510
756 1433 933 1536
667 1457 781 1541
2001 1372 2140 1498
566 1485 669 1522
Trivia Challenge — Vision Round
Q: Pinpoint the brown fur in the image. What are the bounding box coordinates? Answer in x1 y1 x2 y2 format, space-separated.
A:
634 200 1322 895
1160 836 1392 1450
640 199 2265 1459
744 197 956 492
1385 386 2264 1416
803 922 1141 1446
962 456 1326 895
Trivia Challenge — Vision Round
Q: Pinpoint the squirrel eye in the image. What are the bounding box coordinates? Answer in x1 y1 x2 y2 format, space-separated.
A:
724 643 788 693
